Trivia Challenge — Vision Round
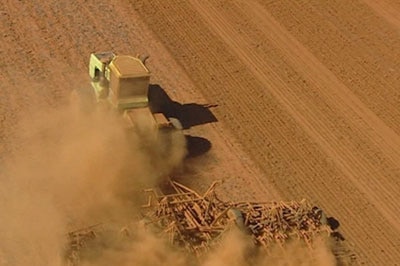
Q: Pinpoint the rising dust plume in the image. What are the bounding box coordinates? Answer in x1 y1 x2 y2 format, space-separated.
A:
0 97 186 265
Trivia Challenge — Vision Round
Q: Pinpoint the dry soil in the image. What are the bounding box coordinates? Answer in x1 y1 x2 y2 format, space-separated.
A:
1 1 399 265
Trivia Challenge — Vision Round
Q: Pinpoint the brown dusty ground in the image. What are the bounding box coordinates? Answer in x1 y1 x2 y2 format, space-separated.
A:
1 1 400 265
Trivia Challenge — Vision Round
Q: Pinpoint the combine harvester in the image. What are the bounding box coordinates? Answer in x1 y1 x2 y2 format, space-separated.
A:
66 52 354 265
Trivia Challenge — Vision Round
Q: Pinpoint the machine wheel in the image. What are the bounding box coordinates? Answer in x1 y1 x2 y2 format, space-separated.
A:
168 117 183 130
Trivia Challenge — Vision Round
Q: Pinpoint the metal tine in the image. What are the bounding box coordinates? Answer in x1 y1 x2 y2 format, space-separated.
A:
203 181 222 198
210 207 231 227
171 181 203 198
167 197 204 205
141 190 157 208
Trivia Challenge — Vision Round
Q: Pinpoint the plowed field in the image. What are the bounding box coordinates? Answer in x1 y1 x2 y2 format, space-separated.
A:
1 1 399 265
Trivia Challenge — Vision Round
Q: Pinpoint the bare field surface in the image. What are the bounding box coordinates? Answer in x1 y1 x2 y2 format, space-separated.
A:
0 0 399 265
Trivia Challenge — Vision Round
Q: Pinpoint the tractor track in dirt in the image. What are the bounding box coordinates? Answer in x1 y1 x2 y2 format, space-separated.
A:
186 2 400 263
1 0 399 265
362 0 400 29
130 1 400 265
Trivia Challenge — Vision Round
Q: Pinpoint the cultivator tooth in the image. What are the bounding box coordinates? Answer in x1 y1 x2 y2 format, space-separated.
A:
66 225 102 265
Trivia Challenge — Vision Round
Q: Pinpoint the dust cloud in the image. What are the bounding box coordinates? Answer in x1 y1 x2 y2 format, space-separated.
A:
0 97 335 266
203 228 336 266
73 223 336 266
0 98 186 266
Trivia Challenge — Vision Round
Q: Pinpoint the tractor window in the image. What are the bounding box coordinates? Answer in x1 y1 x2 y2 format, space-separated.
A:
119 77 149 98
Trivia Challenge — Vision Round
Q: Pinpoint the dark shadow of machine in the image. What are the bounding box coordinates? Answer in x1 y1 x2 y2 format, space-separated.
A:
148 84 218 130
